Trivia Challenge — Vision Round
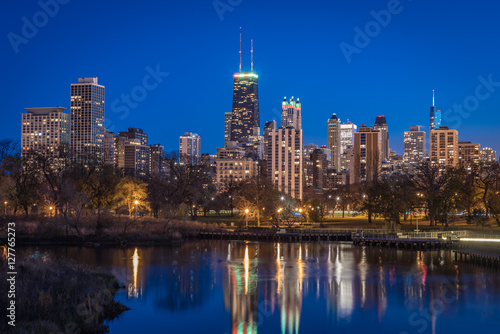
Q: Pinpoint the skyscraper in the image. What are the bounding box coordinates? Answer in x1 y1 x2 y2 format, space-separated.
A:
281 97 301 130
21 107 70 158
352 125 380 184
340 121 357 156
224 111 232 146
230 35 259 143
374 116 389 161
150 144 166 177
480 147 497 165
103 129 116 165
264 98 303 200
430 126 458 168
70 77 105 162
116 128 150 177
179 132 201 164
327 114 341 171
430 90 442 130
403 125 426 168
458 141 480 169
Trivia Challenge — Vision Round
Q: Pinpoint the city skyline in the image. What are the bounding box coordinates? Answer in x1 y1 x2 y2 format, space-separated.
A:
4 0 500 155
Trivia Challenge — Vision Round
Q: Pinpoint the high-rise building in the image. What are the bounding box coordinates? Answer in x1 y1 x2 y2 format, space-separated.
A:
480 147 497 165
21 107 70 158
303 144 319 158
458 141 480 169
403 126 426 168
224 112 232 146
281 97 301 130
430 126 459 168
215 158 257 192
264 114 303 200
311 149 328 190
230 35 259 143
352 125 380 184
70 77 105 162
179 132 201 164
430 90 441 131
340 120 357 156
116 128 150 177
150 144 165 177
374 116 389 161
103 129 116 165
327 113 341 171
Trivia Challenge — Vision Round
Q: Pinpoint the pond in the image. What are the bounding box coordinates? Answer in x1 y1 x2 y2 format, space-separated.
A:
20 241 500 333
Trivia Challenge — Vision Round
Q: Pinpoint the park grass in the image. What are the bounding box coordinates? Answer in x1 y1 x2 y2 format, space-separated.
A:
0 255 129 334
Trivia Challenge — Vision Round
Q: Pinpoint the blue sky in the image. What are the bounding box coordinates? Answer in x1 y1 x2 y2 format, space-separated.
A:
2 0 500 154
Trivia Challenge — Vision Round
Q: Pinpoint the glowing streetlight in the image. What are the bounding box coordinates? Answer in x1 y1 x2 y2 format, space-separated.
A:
245 209 249 228
281 196 284 201
4 201 7 215
134 200 139 216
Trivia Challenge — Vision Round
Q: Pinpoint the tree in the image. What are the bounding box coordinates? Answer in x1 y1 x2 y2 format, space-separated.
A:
114 177 148 216
477 162 500 217
79 162 119 234
234 176 280 227
414 162 447 226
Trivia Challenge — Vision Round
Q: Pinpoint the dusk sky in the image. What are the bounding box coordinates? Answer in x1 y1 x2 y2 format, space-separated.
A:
3 0 500 154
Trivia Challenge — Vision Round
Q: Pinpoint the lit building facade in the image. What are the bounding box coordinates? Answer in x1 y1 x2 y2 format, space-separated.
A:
327 114 341 171
374 116 389 162
116 128 150 177
281 97 301 130
230 73 259 143
480 147 497 165
150 144 165 177
70 77 105 162
430 126 459 168
179 132 201 164
352 125 380 184
216 158 257 192
103 129 116 165
224 111 232 146
458 141 480 169
403 125 426 168
21 107 69 158
429 90 441 131
264 117 303 200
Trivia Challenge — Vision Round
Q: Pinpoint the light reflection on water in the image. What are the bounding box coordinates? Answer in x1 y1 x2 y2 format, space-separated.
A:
17 241 500 334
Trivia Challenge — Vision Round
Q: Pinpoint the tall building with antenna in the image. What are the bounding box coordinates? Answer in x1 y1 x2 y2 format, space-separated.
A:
230 31 260 144
430 90 441 130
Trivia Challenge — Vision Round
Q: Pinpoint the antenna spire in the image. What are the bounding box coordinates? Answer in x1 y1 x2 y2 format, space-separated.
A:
251 39 254 72
432 89 435 107
239 28 242 73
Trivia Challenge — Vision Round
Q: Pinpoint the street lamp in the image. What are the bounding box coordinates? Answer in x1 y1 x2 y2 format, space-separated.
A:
4 201 7 215
245 209 249 228
134 200 139 216
229 195 233 217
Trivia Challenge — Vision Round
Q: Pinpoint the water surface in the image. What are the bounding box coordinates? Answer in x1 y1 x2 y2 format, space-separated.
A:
21 241 500 334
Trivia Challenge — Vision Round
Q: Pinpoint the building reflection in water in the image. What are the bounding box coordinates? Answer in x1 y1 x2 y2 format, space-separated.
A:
224 243 259 334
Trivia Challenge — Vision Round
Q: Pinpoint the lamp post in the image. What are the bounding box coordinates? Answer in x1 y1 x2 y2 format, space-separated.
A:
49 206 53 217
229 195 233 217
4 201 7 215
134 200 139 216
245 209 249 228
